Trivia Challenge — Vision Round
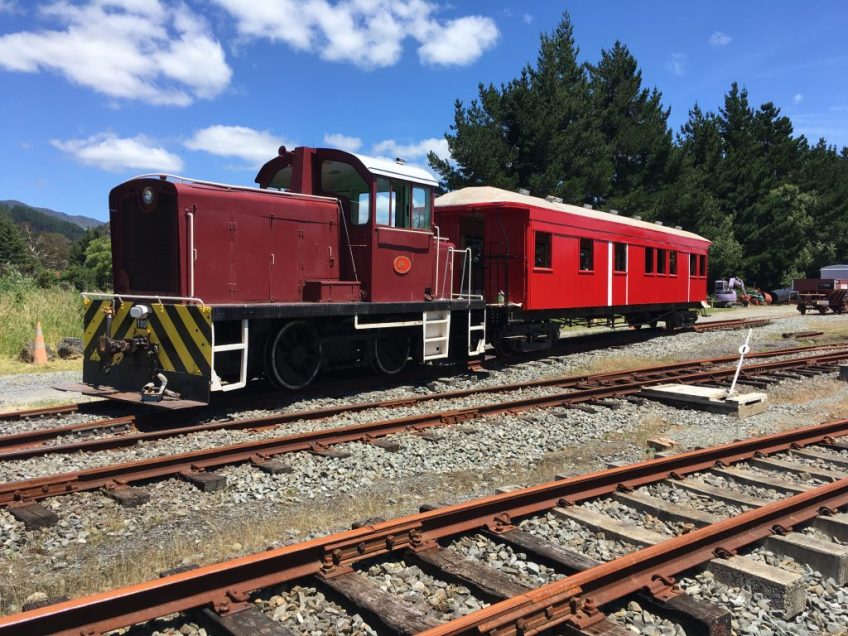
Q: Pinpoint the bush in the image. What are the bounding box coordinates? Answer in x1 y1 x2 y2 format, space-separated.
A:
0 270 83 358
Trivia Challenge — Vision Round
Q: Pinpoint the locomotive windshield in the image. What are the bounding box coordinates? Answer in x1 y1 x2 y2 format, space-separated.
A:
320 159 370 225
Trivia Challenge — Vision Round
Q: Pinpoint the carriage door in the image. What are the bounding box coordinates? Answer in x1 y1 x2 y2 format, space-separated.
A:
460 216 485 297
610 242 628 306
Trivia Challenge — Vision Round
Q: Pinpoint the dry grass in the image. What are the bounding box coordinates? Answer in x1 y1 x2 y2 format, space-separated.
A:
571 354 677 376
0 357 81 377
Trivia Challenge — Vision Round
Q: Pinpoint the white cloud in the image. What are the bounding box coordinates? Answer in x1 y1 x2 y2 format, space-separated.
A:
708 31 732 47
0 0 19 13
0 1 231 106
184 125 292 164
324 133 363 152
522 14 534 24
666 53 688 76
51 133 183 172
212 0 498 68
793 93 804 104
372 137 450 161
418 16 499 66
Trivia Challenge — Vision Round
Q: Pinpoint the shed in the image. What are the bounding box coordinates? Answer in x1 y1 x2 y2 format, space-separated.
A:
821 264 848 280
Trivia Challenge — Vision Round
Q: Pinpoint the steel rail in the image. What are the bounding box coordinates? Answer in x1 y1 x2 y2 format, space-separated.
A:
0 343 843 460
423 475 848 636
0 402 79 422
2 418 847 635
690 317 772 332
1 350 846 507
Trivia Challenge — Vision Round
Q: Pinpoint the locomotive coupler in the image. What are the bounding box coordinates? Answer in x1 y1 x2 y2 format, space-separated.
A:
141 372 180 402
97 334 156 374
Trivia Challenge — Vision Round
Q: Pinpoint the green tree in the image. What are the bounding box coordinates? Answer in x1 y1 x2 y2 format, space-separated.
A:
745 184 815 287
588 41 673 214
429 12 610 204
82 236 112 290
0 214 30 272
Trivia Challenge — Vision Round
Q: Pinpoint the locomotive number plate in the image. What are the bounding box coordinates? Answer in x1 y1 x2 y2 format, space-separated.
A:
136 319 148 328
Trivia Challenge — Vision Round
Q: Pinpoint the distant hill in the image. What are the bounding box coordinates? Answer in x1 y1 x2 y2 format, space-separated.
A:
0 200 103 230
0 200 103 243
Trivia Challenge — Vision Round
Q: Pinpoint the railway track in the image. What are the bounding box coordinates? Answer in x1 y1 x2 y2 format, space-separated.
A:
0 342 844 461
0 315 786 426
3 419 848 635
1 345 847 525
690 317 773 332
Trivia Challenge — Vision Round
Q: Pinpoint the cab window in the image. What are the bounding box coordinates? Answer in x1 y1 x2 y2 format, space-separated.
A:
320 160 370 225
376 178 415 228
411 186 432 229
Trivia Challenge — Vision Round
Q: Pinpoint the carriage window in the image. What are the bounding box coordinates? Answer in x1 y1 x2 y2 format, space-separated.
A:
689 253 696 276
614 243 627 272
320 160 370 225
669 251 677 275
645 247 655 274
411 186 432 229
657 249 666 275
699 254 707 277
535 232 551 268
579 238 594 271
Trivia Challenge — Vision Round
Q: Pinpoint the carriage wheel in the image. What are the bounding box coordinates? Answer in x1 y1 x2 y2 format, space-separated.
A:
798 305 807 314
493 336 515 358
371 333 411 375
266 321 322 389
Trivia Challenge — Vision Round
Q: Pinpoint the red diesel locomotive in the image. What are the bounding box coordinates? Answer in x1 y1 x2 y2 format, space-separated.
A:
72 146 709 407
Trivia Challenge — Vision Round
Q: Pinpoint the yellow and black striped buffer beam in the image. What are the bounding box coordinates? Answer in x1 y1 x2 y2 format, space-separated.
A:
83 299 212 376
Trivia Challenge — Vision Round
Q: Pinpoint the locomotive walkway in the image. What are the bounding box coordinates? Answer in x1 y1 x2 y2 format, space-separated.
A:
2 418 848 635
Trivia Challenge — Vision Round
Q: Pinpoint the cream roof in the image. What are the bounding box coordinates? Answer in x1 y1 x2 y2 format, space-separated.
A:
352 153 439 187
435 186 707 242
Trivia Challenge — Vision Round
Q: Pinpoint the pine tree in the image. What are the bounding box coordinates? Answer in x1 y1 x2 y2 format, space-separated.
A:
0 214 29 271
587 41 673 214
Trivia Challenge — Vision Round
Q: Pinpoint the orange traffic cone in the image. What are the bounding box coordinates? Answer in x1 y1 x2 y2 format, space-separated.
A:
33 321 48 365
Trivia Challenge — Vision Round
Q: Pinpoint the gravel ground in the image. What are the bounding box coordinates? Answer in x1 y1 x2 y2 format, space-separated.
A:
255 584 376 635
608 599 687 635
642 481 751 517
448 533 563 587
2 310 848 630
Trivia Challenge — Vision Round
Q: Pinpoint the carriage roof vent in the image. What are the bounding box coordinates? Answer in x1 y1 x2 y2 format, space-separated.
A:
633 215 642 220
582 203 593 209
518 188 530 196
674 225 682 230
609 209 619 215
545 195 562 203
655 220 664 226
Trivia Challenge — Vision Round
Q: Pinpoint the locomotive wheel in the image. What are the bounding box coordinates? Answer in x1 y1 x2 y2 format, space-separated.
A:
266 321 322 389
371 333 411 375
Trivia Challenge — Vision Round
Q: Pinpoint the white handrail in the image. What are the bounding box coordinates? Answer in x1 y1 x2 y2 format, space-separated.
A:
81 292 206 306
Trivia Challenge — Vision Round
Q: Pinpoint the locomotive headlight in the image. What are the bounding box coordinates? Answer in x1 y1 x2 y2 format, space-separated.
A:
130 305 150 320
141 187 154 207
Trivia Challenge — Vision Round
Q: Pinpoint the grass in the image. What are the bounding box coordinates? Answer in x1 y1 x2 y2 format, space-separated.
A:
0 273 83 371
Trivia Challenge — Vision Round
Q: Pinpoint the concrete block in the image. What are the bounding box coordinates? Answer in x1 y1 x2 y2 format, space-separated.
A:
765 532 848 584
674 478 769 508
812 513 848 543
639 384 767 418
839 364 848 381
708 555 806 618
613 491 721 528
552 505 666 547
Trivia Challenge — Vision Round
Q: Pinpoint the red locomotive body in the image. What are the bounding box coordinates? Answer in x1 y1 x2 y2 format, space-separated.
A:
72 146 709 407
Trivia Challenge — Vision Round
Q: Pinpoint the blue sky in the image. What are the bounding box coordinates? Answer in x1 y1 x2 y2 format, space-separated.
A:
1 0 846 222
